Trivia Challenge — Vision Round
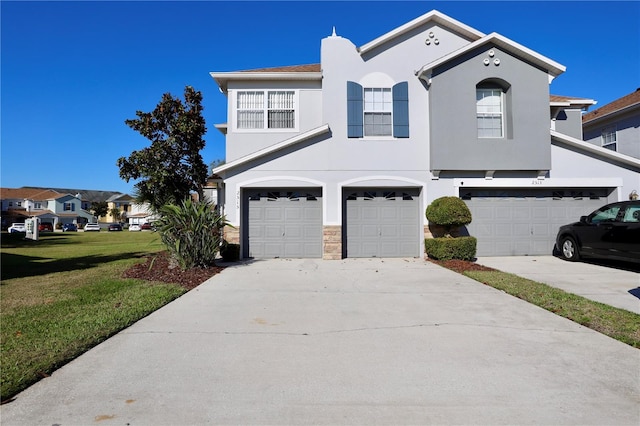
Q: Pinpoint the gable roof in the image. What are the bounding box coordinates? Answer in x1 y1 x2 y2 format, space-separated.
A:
415 32 566 83
210 64 323 94
582 88 640 124
358 10 485 55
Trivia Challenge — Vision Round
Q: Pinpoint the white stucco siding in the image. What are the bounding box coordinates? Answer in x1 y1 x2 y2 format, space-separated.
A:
225 81 323 161
550 144 640 200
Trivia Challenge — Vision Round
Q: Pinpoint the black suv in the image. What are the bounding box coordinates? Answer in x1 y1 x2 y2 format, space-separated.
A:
555 200 640 263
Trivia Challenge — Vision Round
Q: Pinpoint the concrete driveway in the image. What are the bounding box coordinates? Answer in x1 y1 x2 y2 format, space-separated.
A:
1 258 639 425
475 256 640 314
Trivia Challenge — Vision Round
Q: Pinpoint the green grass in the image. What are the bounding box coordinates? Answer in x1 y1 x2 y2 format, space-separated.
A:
464 269 640 348
1 231 186 401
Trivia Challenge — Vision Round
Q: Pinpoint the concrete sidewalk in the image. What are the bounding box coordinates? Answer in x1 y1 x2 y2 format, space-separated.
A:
1 258 639 425
475 256 640 314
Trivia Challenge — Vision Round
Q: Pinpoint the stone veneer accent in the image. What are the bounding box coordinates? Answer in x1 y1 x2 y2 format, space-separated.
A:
224 226 240 245
323 225 342 260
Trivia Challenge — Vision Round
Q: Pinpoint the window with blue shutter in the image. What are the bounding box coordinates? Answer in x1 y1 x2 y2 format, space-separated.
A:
347 80 409 138
392 82 409 138
347 81 363 138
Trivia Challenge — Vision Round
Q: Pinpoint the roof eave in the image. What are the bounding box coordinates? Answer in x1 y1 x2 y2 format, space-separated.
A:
210 71 323 93
582 102 640 126
550 129 640 169
212 124 331 175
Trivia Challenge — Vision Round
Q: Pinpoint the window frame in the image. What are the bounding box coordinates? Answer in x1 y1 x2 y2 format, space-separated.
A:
363 87 393 137
233 89 298 132
601 126 617 151
476 87 505 139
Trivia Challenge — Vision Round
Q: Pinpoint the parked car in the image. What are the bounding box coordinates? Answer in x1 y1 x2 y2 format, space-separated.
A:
39 222 54 232
84 223 101 232
8 223 26 233
108 223 123 232
141 222 153 230
555 200 640 263
62 223 78 232
128 224 141 232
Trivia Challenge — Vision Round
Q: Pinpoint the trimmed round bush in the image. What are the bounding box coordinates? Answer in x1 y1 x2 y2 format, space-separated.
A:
425 196 472 228
424 236 477 261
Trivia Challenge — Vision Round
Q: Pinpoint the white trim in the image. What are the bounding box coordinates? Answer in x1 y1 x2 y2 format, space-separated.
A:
210 71 323 94
359 10 485 55
550 129 640 169
212 124 331 174
231 89 299 133
333 176 427 227
415 32 566 81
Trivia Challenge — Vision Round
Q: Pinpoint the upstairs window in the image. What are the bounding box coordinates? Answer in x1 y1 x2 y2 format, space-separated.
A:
476 87 504 138
34 202 42 209
64 202 75 212
601 127 617 151
347 81 409 138
364 88 392 136
236 90 295 130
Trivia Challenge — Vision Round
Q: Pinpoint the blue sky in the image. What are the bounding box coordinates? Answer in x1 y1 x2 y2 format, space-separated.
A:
2 1 639 194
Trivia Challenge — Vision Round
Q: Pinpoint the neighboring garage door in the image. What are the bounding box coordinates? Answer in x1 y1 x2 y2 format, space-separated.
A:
462 188 612 256
245 189 322 258
344 188 421 258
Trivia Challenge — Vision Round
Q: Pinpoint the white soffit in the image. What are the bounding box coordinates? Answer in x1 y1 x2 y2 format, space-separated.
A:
415 32 566 80
210 71 323 93
212 124 331 174
358 10 485 55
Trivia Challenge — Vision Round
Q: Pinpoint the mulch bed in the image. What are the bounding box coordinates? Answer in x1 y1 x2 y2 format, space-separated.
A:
122 251 224 290
426 258 496 273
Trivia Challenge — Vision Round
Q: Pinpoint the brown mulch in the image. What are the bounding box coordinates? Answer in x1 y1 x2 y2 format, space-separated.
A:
122 251 224 290
426 258 496 274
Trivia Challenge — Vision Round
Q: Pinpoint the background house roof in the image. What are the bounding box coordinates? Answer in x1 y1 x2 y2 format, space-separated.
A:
20 187 126 203
582 88 640 124
0 188 63 200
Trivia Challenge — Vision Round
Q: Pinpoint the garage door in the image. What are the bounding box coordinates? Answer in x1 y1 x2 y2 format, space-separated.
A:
462 188 612 256
245 189 322 258
345 188 421 258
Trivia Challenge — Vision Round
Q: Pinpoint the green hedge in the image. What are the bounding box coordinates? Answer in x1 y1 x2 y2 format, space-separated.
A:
424 236 477 261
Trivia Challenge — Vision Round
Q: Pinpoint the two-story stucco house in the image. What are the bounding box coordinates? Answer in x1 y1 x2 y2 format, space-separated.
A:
209 10 640 259
0 187 94 229
582 89 640 159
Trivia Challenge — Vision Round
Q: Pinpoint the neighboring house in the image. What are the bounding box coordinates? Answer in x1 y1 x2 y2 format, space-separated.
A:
209 10 640 259
0 187 94 229
582 89 640 159
105 193 136 223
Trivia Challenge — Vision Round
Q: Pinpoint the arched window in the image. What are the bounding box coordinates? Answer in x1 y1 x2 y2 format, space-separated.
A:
476 79 510 139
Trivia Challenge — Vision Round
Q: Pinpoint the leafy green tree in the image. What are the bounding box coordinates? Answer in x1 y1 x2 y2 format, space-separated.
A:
91 201 108 221
156 199 228 269
117 86 208 212
110 207 122 223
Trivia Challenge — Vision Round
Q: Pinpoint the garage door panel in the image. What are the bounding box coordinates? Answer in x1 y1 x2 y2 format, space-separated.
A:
247 189 322 258
345 188 420 258
464 188 610 256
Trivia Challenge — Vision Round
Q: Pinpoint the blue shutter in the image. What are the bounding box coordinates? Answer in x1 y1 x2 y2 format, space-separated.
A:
392 81 409 138
72 203 75 211
347 81 363 138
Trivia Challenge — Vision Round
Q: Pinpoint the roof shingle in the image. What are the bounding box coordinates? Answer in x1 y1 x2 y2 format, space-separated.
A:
582 89 640 123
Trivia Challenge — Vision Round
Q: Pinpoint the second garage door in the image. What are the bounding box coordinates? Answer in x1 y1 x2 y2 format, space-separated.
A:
462 188 612 256
344 188 421 258
246 189 322 258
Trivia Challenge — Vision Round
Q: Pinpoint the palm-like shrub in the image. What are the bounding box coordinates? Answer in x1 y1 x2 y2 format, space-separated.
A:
156 199 227 269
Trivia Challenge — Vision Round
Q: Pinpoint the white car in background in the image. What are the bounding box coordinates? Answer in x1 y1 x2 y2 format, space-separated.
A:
84 223 101 232
8 223 26 233
128 224 141 232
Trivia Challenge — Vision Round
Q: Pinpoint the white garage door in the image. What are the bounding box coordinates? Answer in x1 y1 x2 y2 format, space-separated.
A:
345 188 421 258
462 188 612 256
246 189 322 258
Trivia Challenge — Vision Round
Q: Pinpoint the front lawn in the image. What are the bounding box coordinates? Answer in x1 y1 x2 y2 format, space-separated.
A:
1 231 185 401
